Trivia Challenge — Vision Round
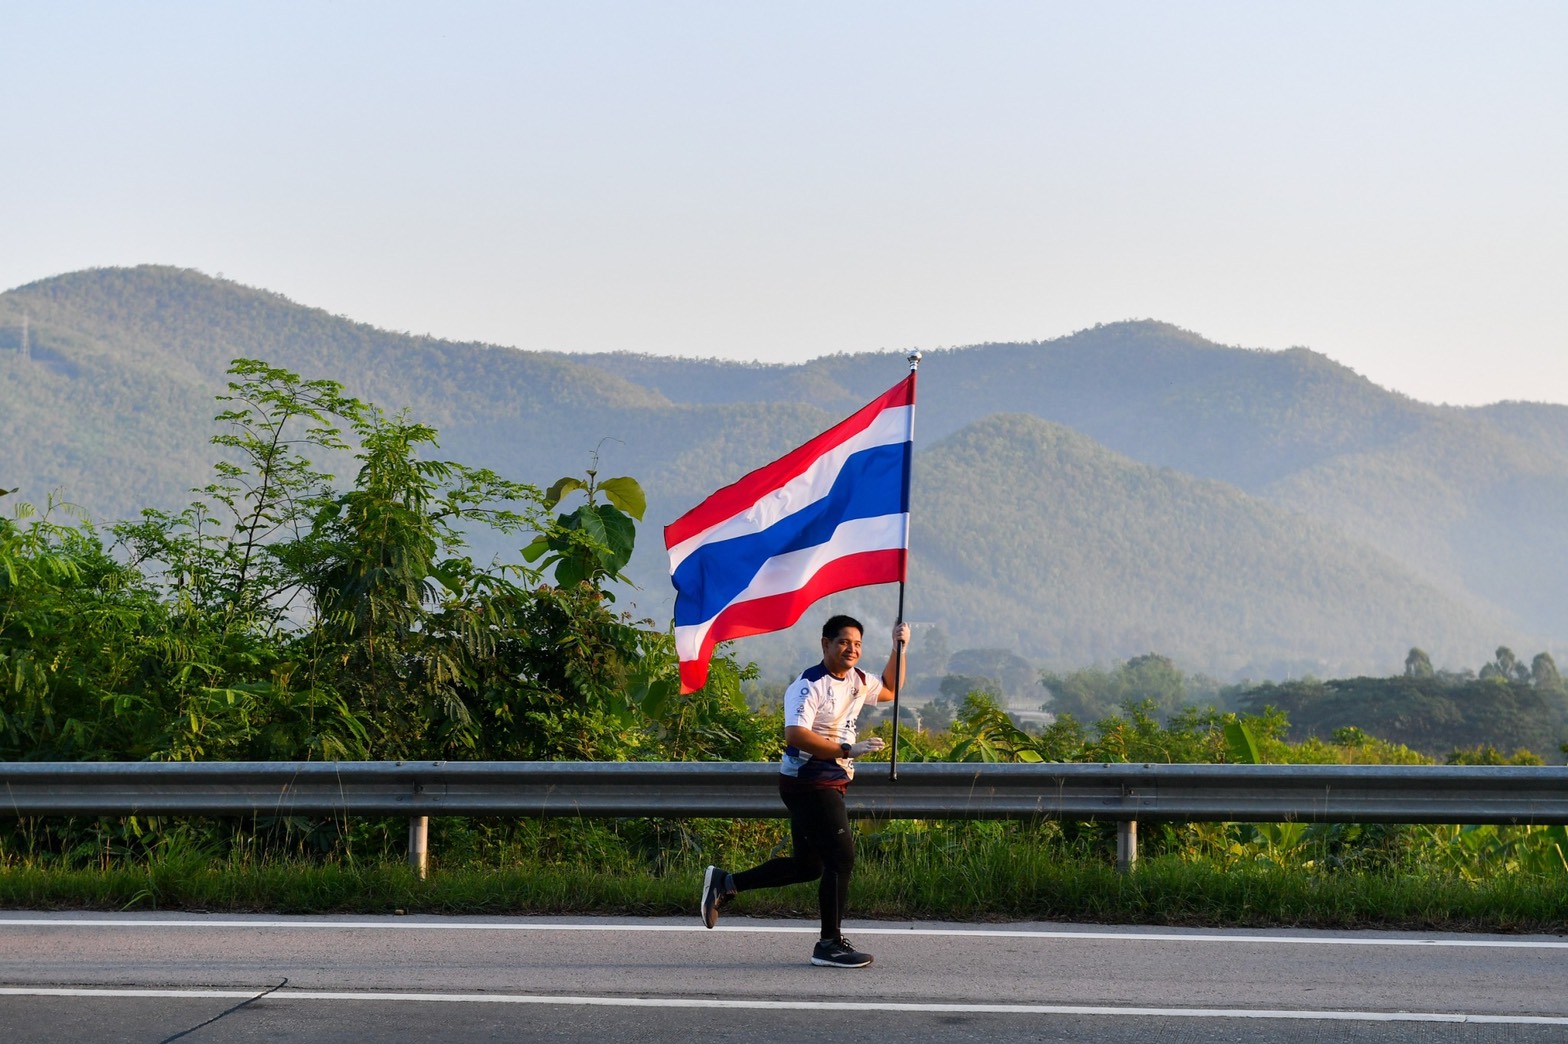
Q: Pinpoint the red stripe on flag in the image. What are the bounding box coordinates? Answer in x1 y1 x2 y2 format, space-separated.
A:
677 548 907 693
664 375 915 550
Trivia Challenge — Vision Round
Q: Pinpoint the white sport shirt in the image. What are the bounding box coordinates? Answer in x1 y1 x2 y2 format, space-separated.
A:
779 662 883 786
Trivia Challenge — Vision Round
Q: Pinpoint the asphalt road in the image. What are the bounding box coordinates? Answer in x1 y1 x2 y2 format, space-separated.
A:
3 912 1567 1042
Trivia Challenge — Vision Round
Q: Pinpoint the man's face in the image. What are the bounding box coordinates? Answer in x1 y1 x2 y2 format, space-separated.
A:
821 626 863 677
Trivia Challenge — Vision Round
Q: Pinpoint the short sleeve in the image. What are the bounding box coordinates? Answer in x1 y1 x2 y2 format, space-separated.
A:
784 678 816 730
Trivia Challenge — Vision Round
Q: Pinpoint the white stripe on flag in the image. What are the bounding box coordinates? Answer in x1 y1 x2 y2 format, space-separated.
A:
666 405 913 573
673 513 909 663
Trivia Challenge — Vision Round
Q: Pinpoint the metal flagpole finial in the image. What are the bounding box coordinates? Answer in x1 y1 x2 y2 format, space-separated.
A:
907 350 922 371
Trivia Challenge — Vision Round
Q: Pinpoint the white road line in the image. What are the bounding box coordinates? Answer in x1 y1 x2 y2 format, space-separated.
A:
0 986 1564 1025
1 917 1566 949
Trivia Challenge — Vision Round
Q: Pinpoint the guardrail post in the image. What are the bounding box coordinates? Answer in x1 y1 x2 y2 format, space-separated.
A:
408 816 429 879
1116 820 1138 873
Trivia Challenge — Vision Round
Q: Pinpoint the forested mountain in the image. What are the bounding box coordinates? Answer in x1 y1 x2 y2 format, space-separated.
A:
2 265 1562 682
0 266 669 525
574 325 1419 487
906 415 1505 679
564 329 1568 650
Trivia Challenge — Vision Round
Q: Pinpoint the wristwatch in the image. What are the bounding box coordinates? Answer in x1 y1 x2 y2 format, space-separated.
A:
839 742 852 759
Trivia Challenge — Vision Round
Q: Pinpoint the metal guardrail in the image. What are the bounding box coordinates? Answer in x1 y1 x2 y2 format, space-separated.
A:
5 761 1567 874
5 760 1568 821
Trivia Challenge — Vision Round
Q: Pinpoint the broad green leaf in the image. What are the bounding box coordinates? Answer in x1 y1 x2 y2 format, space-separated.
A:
594 504 636 573
428 562 464 595
554 554 587 588
597 477 646 520
563 504 609 546
1224 720 1261 764
636 674 680 720
544 477 587 509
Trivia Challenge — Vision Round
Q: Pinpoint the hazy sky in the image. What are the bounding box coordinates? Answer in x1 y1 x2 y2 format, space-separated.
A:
6 2 1564 406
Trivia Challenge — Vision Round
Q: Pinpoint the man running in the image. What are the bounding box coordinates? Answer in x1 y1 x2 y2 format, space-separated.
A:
700 614 910 968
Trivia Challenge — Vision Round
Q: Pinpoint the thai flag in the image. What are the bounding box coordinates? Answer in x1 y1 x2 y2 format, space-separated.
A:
665 373 916 693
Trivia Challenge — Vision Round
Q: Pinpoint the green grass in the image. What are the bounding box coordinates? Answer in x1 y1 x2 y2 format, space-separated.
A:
4 837 1567 934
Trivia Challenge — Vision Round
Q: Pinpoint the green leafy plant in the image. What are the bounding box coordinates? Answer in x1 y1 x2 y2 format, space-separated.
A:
521 467 646 592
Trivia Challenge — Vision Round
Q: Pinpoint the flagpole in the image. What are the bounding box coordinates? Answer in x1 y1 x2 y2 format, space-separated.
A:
890 349 920 782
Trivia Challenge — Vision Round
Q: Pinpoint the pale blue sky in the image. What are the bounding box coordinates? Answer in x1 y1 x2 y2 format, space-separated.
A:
5 1 1564 405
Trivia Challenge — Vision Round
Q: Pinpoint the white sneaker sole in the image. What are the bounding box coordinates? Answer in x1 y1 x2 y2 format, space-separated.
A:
700 866 721 929
811 955 873 968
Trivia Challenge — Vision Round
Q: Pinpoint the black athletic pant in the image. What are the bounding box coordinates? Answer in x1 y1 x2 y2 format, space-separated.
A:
730 784 855 941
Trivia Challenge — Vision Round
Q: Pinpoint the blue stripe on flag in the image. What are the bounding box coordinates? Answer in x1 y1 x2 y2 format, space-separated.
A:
671 442 909 626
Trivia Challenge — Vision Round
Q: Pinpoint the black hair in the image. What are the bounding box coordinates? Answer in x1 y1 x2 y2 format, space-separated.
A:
821 614 864 641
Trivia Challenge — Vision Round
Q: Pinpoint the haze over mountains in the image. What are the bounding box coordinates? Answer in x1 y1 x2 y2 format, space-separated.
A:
2 266 1563 683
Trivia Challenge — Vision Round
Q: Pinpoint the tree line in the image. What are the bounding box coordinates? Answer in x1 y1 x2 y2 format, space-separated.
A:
0 360 769 768
1035 647 1567 762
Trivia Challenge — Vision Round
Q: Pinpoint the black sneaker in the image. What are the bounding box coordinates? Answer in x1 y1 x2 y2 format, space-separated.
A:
700 865 732 929
811 936 873 968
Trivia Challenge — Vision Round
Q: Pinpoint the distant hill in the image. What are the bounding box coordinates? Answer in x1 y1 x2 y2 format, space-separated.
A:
2 265 1563 684
572 327 1426 488
0 266 674 521
908 415 1505 678
570 327 1568 648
